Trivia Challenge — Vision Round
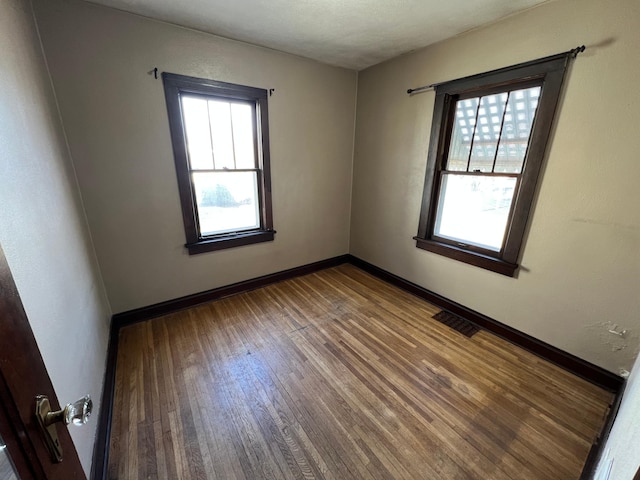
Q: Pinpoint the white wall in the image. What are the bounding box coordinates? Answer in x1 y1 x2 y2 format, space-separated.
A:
33 0 358 314
351 0 640 373
596 354 640 479
0 0 111 474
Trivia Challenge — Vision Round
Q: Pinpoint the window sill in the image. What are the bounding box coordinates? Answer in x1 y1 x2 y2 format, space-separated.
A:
186 230 275 255
413 237 518 277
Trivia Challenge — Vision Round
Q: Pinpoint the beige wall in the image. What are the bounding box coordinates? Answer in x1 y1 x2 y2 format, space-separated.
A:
351 0 640 373
0 0 111 474
33 0 357 314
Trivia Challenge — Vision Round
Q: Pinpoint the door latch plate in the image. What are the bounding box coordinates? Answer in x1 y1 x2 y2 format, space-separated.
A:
35 395 63 463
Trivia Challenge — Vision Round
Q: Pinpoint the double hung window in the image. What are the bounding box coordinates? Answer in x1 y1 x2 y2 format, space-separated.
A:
163 73 274 255
415 53 572 276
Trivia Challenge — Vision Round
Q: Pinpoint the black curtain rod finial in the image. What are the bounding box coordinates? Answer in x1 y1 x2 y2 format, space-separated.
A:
571 45 586 58
406 84 435 95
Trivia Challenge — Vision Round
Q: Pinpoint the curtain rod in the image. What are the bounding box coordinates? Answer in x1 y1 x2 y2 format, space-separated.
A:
148 67 276 96
406 45 585 95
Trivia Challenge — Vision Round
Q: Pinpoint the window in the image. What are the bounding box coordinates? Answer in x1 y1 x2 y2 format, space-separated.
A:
162 73 274 255
415 53 572 276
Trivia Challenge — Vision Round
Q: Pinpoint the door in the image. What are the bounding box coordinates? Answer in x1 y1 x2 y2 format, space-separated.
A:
0 244 85 479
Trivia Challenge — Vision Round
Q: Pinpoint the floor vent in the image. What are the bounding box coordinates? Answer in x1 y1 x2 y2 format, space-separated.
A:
432 311 480 338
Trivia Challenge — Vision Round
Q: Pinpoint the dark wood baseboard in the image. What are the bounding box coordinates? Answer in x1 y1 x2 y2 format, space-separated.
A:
112 254 351 329
90 320 120 480
579 381 626 479
348 255 623 393
92 252 624 479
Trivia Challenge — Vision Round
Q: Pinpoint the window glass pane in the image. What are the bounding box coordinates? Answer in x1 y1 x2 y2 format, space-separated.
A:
193 171 260 236
446 97 479 171
208 100 235 170
468 93 508 173
495 86 541 173
231 103 256 169
434 174 517 251
181 96 214 170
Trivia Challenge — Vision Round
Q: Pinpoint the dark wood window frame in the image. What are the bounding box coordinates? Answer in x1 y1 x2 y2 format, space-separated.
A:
162 72 275 255
414 53 573 276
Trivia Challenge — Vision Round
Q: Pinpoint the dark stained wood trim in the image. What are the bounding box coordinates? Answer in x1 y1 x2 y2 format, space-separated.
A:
186 230 274 255
112 255 350 328
89 321 119 480
416 93 449 238
161 75 199 245
257 89 273 231
347 255 623 393
436 55 568 95
414 237 518 276
579 381 626 480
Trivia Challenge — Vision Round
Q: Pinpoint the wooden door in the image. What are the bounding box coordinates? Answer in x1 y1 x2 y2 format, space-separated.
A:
0 244 85 479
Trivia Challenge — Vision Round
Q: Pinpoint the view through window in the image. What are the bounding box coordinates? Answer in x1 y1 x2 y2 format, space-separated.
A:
162 73 274 254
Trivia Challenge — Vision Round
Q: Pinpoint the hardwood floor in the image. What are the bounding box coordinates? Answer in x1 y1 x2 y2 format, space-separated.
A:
107 264 613 479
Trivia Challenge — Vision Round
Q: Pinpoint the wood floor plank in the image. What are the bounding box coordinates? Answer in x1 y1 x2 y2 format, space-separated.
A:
108 264 613 479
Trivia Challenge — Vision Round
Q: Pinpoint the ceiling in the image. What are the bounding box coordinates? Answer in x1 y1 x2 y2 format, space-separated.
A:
85 0 550 70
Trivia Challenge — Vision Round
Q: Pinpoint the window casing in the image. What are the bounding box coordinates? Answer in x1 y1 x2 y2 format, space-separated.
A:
414 54 571 276
162 73 274 255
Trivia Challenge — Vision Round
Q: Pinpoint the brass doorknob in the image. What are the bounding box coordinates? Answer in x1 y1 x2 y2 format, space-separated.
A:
35 395 92 462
